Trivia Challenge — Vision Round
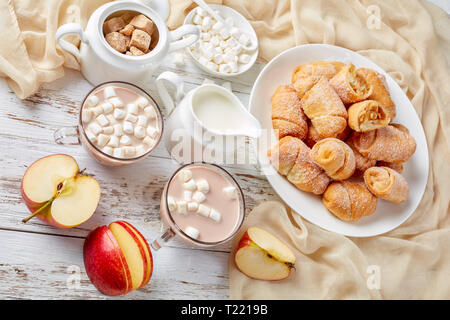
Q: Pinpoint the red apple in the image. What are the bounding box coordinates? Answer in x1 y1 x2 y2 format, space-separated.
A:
235 227 296 281
21 154 101 228
83 221 153 296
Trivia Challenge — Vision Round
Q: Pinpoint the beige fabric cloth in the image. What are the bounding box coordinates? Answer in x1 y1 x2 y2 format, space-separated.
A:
0 0 109 99
169 0 450 299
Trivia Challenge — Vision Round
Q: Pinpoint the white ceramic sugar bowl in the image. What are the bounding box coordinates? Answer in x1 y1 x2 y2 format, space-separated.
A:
56 1 199 86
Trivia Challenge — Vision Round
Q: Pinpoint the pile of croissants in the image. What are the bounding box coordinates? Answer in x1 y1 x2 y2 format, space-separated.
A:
268 61 417 222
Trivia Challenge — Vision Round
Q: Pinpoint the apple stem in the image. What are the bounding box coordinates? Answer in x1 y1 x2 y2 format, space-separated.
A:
22 198 53 223
79 168 86 175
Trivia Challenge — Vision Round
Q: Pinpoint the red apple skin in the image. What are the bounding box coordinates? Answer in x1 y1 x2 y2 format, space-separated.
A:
83 226 132 296
117 220 154 287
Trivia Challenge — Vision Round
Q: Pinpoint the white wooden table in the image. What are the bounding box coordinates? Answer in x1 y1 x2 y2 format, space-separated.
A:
0 52 282 299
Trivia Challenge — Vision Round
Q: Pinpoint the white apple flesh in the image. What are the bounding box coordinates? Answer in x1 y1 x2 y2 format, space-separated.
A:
235 227 296 281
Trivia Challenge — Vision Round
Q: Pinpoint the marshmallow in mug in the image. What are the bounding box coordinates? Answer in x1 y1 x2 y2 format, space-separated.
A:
189 7 255 75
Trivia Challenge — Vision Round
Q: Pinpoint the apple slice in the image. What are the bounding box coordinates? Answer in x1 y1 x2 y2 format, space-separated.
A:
21 154 101 228
109 222 148 291
116 221 153 286
235 227 296 281
83 226 132 296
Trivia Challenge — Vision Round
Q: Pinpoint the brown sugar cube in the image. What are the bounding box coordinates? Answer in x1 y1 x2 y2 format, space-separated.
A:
105 32 129 53
129 14 154 34
103 17 125 34
129 46 145 56
130 29 151 52
120 24 135 36
121 12 135 24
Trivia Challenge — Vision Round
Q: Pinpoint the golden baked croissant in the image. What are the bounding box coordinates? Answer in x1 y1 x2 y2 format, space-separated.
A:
348 124 416 163
346 138 377 177
329 63 372 104
268 136 330 195
348 100 391 132
271 85 308 139
377 161 404 173
357 68 396 119
291 61 345 98
310 138 356 180
364 167 409 203
301 78 348 138
304 121 351 148
323 181 377 222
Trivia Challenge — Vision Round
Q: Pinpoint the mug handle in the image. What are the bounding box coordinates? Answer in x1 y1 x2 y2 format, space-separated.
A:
150 228 176 251
156 71 185 115
168 24 200 53
54 126 81 145
56 23 89 61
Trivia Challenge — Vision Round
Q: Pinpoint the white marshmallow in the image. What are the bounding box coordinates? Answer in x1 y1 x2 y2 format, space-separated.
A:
81 109 92 124
127 103 139 115
196 179 210 193
167 196 177 211
206 61 218 71
219 28 230 40
113 147 124 158
103 126 113 135
136 97 149 109
212 22 224 33
184 190 193 201
187 202 199 212
147 126 158 138
120 135 132 146
107 135 119 148
201 17 212 31
179 169 192 182
86 95 99 107
86 131 97 143
102 146 113 156
239 53 251 64
209 209 221 222
109 97 124 108
96 114 109 127
113 108 126 120
211 35 220 47
224 52 237 63
222 81 232 91
223 186 238 200
228 61 239 73
201 45 215 60
104 86 116 99
143 136 155 147
144 106 156 119
238 33 250 46
219 64 232 74
184 179 197 191
184 226 199 239
201 32 211 42
192 191 206 203
134 126 146 139
106 114 117 125
92 106 104 117
123 121 134 134
113 123 123 136
136 144 147 156
97 134 110 147
89 123 102 135
213 53 224 65
125 114 137 123
196 7 206 17
231 44 243 56
177 200 188 215
193 14 203 25
123 146 136 157
196 204 210 217
137 115 147 126
102 102 114 114
230 27 241 38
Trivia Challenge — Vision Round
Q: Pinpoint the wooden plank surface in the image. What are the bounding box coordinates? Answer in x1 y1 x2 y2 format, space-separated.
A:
0 52 280 299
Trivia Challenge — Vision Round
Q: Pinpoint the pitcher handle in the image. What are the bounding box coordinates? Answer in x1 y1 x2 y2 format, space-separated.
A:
156 71 185 115
151 227 176 251
54 126 81 145
56 23 88 61
168 24 200 53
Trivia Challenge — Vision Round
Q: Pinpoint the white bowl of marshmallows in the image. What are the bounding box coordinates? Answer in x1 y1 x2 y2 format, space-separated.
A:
184 4 259 77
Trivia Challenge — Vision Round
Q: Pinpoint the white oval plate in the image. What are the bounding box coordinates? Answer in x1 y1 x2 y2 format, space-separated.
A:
184 4 258 77
249 44 429 237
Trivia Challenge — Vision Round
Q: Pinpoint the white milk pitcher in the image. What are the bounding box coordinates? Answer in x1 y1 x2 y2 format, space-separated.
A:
56 0 199 86
156 71 261 165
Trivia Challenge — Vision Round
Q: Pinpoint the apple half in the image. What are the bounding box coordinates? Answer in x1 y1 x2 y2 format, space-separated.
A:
83 221 153 296
21 154 101 228
235 227 296 281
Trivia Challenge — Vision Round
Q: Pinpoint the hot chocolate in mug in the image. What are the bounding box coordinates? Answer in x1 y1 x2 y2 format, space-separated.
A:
56 0 199 86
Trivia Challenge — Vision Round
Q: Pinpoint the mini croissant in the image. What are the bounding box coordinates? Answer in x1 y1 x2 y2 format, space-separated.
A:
364 167 409 203
329 63 372 104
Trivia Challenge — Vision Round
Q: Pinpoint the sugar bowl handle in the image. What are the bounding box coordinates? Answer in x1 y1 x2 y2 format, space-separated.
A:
56 23 88 61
